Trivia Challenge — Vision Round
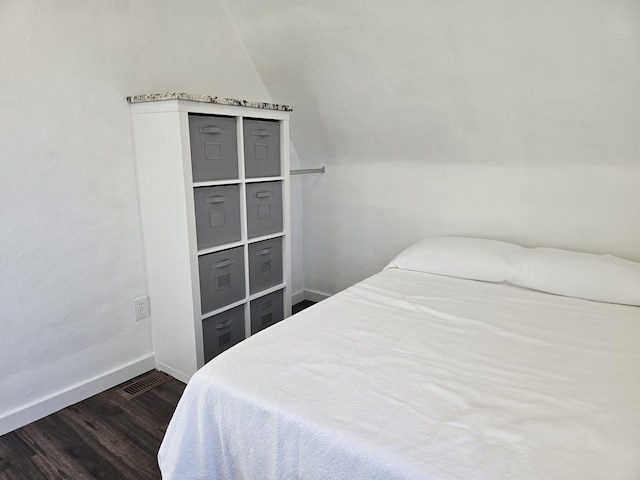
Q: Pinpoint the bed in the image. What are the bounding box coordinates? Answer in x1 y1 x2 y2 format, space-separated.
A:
158 237 640 479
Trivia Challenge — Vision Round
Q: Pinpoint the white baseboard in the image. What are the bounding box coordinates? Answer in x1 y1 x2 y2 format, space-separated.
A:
292 289 331 305
291 290 306 305
155 360 191 384
0 354 155 436
302 289 331 303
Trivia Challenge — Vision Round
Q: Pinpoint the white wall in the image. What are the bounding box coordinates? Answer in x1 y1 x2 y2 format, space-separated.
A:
0 0 291 433
223 0 640 294
2 0 637 434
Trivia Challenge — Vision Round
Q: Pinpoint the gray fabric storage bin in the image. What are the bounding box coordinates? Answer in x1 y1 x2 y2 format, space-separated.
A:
248 237 283 294
250 290 284 334
245 181 283 238
189 114 238 181
193 185 241 250
243 118 281 178
198 246 245 314
202 305 245 362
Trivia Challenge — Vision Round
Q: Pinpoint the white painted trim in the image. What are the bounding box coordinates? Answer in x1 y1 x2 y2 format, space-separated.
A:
291 289 306 306
0 354 156 436
303 289 331 303
155 360 192 385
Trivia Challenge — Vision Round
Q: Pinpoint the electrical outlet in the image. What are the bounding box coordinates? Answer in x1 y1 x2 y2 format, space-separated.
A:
133 296 151 321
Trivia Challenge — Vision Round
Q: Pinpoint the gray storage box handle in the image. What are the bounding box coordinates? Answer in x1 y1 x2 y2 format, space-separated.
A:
204 196 227 204
215 317 234 329
200 126 225 134
211 259 235 269
250 129 272 137
259 300 274 310
254 191 273 198
255 248 272 256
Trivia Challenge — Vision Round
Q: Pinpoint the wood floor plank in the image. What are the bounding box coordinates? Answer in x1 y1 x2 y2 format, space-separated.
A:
0 373 185 479
29 407 136 479
101 386 177 438
0 429 36 459
57 404 160 478
0 455 47 480
18 411 126 479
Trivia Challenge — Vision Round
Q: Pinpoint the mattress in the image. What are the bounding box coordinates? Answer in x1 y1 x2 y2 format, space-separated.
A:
158 268 640 479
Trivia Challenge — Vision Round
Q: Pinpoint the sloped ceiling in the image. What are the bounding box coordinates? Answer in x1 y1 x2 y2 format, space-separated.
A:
222 0 640 167
222 0 640 293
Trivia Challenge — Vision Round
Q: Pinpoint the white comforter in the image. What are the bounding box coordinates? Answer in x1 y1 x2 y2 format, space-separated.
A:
159 268 640 479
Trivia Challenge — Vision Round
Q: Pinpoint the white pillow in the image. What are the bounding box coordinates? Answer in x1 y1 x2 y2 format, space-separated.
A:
511 247 640 306
387 237 640 306
385 236 523 283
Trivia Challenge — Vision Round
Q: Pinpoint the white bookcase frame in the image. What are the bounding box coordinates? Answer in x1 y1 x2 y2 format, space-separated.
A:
130 99 292 382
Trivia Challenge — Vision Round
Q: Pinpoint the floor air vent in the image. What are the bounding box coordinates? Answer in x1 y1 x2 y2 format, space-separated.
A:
120 371 172 399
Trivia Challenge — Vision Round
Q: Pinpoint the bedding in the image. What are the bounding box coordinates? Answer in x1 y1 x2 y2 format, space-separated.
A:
159 267 640 479
388 236 640 305
510 247 640 306
385 236 523 283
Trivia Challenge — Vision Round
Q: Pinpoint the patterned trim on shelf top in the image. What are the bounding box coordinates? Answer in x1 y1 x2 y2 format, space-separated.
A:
126 92 293 111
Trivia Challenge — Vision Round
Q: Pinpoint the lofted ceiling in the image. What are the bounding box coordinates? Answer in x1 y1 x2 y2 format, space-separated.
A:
221 0 640 167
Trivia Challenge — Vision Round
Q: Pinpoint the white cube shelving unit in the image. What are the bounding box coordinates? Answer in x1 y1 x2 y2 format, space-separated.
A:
128 93 292 383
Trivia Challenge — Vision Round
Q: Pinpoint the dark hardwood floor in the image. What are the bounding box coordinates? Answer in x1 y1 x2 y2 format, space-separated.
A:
0 302 314 479
0 372 185 480
292 299 315 314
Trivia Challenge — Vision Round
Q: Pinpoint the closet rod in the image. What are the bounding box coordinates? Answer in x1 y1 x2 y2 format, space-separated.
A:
290 166 326 176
